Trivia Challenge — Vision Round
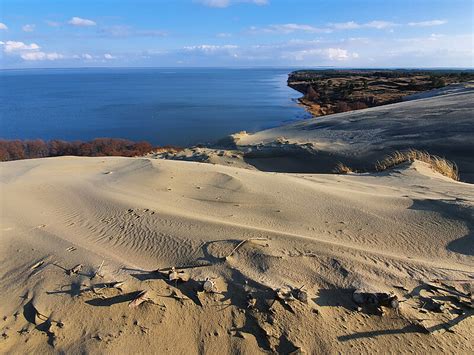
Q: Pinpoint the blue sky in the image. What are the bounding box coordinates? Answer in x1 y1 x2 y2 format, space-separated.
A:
1 0 473 68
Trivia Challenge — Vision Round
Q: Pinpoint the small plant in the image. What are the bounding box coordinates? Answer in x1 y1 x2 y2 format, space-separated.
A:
333 162 353 174
375 149 459 180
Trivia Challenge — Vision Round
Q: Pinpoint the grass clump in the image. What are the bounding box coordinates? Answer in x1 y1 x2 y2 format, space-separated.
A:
333 162 353 174
375 149 459 181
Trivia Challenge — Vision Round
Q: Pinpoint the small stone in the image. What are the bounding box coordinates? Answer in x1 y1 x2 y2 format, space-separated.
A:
203 279 217 293
294 289 308 303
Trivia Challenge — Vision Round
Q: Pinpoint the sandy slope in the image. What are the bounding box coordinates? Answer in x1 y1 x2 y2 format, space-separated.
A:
234 82 474 182
0 156 472 353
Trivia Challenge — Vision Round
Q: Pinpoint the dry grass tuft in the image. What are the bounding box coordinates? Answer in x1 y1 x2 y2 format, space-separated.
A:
333 162 353 174
375 149 459 181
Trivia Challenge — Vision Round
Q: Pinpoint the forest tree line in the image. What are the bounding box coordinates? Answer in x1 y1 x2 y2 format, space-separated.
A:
0 138 169 161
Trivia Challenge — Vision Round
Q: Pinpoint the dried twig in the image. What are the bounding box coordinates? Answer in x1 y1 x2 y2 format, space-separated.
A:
68 264 83 275
91 260 105 280
129 290 150 308
225 238 268 259
30 261 45 270
168 267 190 282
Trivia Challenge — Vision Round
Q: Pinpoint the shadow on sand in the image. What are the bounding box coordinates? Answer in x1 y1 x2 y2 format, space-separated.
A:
85 291 143 307
409 199 473 256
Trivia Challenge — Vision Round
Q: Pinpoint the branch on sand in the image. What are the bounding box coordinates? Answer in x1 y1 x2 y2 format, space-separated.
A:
225 237 268 260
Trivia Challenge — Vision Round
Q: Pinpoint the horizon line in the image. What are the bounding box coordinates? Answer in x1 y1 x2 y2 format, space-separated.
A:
2 65 474 72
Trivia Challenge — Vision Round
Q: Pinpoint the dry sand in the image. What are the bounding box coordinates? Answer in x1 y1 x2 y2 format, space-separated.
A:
1 154 473 353
232 82 474 182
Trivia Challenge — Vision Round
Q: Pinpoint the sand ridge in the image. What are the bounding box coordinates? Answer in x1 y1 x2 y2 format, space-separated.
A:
1 156 473 353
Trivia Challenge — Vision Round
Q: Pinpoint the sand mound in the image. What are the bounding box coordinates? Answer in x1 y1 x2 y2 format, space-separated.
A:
1 156 472 353
233 82 474 182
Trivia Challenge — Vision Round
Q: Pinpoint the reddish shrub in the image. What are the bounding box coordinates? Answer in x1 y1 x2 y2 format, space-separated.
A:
334 101 351 113
0 138 165 161
350 101 368 110
26 139 49 158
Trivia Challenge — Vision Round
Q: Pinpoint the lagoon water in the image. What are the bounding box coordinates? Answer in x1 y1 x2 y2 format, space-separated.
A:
0 68 308 146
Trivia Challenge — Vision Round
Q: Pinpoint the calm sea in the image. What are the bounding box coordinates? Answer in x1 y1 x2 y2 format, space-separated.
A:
0 68 308 146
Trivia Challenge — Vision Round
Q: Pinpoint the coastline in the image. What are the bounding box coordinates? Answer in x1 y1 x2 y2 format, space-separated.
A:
286 69 474 118
154 81 474 183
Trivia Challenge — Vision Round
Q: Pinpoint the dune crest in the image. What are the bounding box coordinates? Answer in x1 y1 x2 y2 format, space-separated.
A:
1 156 472 353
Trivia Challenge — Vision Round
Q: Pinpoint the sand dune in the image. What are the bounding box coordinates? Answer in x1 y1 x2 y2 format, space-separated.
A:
232 82 474 182
1 156 472 353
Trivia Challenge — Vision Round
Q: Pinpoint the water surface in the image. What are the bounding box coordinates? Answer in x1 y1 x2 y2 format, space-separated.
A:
0 68 308 145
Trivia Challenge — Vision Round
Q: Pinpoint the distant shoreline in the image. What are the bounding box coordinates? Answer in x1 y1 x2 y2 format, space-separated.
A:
286 69 474 117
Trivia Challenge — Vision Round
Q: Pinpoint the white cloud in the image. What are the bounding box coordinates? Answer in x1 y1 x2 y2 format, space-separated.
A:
250 20 398 35
3 41 40 53
331 21 360 30
104 53 116 59
181 44 241 60
100 25 167 38
1 40 64 62
82 53 93 59
283 47 359 62
0 22 8 30
22 24 36 32
337 33 473 67
196 0 268 8
21 52 63 61
408 20 447 27
249 23 331 34
268 24 330 34
216 32 232 38
45 20 61 27
365 21 395 29
331 20 396 30
326 48 359 60
330 19 446 31
68 17 96 27
184 44 238 53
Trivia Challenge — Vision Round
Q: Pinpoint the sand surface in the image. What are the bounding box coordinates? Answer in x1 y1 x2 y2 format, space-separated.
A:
1 155 473 353
231 82 474 182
